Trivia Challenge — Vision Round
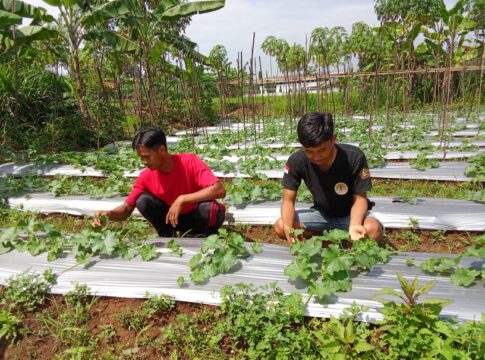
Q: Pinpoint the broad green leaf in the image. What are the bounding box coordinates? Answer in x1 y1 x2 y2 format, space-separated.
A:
298 237 322 257
117 243 139 260
26 237 46 256
450 268 480 287
463 245 485 259
84 29 138 53
14 25 57 44
47 248 63 261
309 282 334 299
285 257 315 280
322 245 352 274
139 244 158 261
0 0 54 21
167 239 183 255
219 250 237 273
188 253 202 269
177 276 185 286
321 229 349 243
354 253 372 269
436 257 460 273
83 0 133 26
249 185 262 201
251 242 262 254
0 9 22 27
201 234 220 253
190 267 205 283
75 252 92 264
0 227 18 245
323 270 352 292
42 0 62 7
204 262 218 278
161 0 225 20
0 242 13 255
103 231 120 255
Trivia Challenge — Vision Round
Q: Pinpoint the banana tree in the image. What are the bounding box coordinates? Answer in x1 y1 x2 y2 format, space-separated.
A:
0 0 57 136
85 0 224 127
0 0 56 52
39 0 224 129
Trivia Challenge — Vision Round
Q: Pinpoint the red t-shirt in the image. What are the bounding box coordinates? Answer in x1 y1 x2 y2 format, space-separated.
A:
126 153 219 213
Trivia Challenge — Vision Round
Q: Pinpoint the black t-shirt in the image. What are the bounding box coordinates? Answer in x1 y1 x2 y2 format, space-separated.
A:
282 143 372 217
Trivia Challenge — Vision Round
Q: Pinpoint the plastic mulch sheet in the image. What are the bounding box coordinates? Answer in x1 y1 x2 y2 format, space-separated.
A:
0 239 483 323
0 160 475 181
6 194 485 231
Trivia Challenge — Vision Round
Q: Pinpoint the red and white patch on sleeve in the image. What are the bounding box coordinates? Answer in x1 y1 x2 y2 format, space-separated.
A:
359 168 370 179
284 164 290 174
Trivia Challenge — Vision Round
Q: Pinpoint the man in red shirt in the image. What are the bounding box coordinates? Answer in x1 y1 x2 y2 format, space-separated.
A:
95 127 226 237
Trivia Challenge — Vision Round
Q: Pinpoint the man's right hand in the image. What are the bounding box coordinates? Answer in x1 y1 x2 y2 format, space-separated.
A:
284 225 299 244
92 210 110 228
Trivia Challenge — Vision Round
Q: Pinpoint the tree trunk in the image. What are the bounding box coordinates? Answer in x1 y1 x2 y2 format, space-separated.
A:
71 45 92 128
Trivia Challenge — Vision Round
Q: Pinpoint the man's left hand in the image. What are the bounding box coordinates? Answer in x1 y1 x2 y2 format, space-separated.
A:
349 224 367 241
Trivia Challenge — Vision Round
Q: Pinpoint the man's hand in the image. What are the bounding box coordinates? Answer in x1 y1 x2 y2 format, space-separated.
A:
349 224 367 241
166 197 184 228
285 226 302 244
92 210 110 228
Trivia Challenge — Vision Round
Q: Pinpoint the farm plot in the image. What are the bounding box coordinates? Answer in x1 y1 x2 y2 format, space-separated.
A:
1 116 484 358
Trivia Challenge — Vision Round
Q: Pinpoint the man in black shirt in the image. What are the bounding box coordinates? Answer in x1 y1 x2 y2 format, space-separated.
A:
274 112 383 243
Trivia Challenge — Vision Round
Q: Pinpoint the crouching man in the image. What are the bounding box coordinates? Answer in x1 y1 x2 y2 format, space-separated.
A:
274 112 383 244
95 127 226 237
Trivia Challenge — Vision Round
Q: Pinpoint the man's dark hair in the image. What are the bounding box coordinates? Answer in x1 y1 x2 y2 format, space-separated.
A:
297 112 334 147
132 127 167 150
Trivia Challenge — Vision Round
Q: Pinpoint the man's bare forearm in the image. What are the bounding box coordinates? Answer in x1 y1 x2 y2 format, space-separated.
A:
350 195 368 226
96 202 134 222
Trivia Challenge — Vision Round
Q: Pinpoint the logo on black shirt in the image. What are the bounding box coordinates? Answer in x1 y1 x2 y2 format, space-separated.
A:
334 182 348 195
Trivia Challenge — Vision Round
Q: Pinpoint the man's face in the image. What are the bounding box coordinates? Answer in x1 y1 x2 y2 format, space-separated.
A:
302 135 336 167
136 144 166 170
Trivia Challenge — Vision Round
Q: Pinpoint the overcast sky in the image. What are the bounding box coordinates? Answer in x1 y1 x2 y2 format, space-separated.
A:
25 0 456 74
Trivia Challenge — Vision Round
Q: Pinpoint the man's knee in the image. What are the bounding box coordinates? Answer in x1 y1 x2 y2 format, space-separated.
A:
135 192 167 217
364 217 383 241
135 192 153 213
195 201 226 234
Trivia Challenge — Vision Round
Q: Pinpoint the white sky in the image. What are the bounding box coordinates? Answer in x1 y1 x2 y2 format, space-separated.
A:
25 0 456 74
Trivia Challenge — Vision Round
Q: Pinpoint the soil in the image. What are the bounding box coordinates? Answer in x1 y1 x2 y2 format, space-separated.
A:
1 295 218 360
229 225 480 254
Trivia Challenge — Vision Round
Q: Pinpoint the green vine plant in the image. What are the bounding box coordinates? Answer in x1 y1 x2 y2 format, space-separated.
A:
0 216 170 265
185 228 262 285
465 152 485 182
284 229 391 301
419 234 485 287
410 152 440 171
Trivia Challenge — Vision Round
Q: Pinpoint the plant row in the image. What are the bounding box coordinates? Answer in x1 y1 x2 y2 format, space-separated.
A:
1 270 484 359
